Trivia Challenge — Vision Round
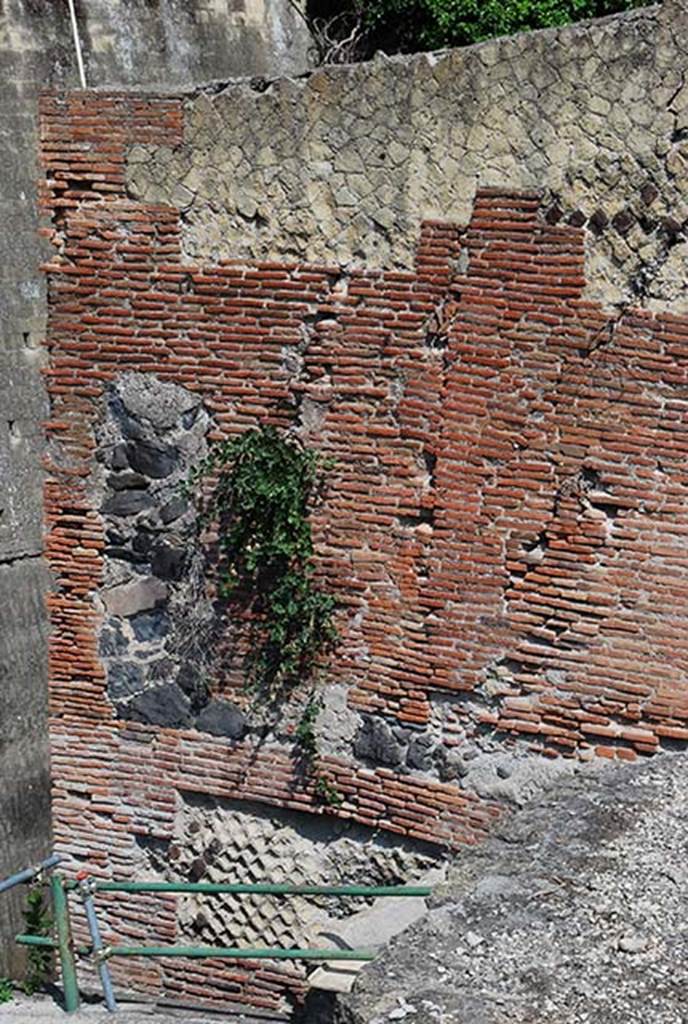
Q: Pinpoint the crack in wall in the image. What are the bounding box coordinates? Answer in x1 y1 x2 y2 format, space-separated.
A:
0 551 44 567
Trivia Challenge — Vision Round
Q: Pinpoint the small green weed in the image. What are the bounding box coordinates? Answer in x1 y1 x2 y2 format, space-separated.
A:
22 885 53 995
313 773 344 807
0 978 13 1004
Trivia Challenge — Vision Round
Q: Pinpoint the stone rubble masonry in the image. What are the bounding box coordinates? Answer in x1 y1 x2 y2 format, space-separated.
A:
128 0 686 314
39 0 688 1013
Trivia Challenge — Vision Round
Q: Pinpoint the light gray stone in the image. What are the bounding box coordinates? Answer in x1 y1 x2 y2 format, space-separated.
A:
102 577 168 617
116 372 201 433
126 1 687 315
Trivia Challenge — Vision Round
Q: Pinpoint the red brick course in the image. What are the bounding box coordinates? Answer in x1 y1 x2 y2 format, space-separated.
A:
39 91 688 1009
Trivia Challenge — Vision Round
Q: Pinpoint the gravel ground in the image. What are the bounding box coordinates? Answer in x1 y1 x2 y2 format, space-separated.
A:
310 752 688 1024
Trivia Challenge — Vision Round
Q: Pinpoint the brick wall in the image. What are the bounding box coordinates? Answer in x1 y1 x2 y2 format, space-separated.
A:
40 84 688 1011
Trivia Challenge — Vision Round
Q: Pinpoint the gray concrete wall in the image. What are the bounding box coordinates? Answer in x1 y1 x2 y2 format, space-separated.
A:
0 0 310 976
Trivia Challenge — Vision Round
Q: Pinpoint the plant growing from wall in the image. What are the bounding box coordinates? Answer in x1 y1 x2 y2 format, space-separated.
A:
192 425 342 801
294 695 343 807
192 425 339 699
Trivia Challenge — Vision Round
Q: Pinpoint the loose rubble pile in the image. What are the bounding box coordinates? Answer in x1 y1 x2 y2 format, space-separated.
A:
315 753 688 1024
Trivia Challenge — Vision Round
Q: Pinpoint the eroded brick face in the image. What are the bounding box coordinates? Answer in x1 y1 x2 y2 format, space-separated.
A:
40 90 688 1010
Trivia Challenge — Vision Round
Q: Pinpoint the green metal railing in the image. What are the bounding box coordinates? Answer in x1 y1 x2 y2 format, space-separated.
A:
14 870 432 1014
64 880 432 897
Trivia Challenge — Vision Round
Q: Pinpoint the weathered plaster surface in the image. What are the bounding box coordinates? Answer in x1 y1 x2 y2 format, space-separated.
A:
127 1 688 314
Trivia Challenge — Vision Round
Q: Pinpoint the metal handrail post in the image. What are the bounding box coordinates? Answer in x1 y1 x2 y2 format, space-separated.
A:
77 876 117 1012
50 873 80 1013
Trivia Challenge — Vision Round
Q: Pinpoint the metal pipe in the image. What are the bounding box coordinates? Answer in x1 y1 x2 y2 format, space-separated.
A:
15 934 57 948
0 854 63 895
16 934 90 956
79 880 117 1013
66 0 87 88
102 945 375 961
50 874 81 1014
65 881 432 897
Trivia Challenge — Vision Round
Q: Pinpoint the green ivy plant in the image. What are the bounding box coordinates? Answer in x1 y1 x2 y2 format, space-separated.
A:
191 425 342 802
191 425 339 700
22 885 53 995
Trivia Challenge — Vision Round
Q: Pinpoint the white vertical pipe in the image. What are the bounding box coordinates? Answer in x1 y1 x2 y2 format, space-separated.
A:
67 0 88 88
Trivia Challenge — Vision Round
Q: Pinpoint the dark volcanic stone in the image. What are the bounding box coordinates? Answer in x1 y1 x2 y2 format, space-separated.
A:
107 471 149 491
544 202 563 225
147 657 175 682
102 490 153 517
123 682 192 729
131 608 170 642
151 542 186 580
354 716 405 767
662 216 683 238
588 209 609 236
108 660 144 699
108 394 145 440
110 443 130 470
132 530 155 556
407 734 435 772
181 406 199 428
612 208 635 235
195 700 247 739
160 495 188 524
103 545 147 564
127 439 179 479
177 664 210 713
99 620 128 658
640 182 659 206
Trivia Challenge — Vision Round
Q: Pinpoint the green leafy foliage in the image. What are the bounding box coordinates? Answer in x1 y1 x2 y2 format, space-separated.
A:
22 885 52 995
307 0 645 59
294 695 322 760
313 773 344 807
192 425 339 699
294 696 344 806
0 978 13 1004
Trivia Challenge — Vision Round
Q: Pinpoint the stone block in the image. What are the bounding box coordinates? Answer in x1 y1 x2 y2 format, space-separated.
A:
102 577 168 617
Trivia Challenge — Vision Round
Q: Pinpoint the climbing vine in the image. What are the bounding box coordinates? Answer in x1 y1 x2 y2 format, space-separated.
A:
191 425 339 701
294 695 343 806
191 425 342 802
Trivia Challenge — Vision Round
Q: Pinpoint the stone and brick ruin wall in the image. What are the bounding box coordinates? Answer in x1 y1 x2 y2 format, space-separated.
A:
0 0 309 973
40 0 688 1012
